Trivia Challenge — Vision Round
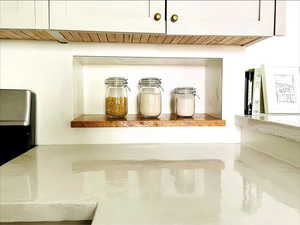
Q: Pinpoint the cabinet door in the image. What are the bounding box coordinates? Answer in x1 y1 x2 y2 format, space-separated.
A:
0 0 48 29
167 0 275 36
50 0 165 34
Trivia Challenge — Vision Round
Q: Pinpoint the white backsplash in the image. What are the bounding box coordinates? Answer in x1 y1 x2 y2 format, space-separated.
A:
0 42 245 144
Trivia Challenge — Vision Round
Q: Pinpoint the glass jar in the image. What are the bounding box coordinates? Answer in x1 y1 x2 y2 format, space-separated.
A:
105 77 129 118
175 87 198 117
138 78 162 118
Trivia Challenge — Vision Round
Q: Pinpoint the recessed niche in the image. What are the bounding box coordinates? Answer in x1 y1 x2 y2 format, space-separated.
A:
71 56 224 127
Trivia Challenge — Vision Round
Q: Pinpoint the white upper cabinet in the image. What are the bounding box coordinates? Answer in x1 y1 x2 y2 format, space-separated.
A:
0 0 48 29
0 0 284 39
49 0 165 34
167 0 275 36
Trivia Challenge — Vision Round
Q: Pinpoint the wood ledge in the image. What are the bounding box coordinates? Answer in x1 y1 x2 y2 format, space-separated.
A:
71 113 226 127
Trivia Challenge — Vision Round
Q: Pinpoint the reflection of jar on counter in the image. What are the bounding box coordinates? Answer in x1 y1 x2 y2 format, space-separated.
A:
174 169 195 194
105 77 129 118
138 78 162 118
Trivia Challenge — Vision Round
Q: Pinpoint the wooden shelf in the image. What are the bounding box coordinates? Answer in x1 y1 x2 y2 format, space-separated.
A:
71 114 225 128
0 29 263 46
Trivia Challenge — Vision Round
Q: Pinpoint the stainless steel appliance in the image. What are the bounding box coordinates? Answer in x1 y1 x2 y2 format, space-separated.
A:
0 89 36 165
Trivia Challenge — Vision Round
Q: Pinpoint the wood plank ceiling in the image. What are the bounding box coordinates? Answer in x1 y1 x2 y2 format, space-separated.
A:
0 30 262 46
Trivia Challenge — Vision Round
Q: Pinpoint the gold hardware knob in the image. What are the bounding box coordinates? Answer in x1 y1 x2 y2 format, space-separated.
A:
170 14 178 23
154 13 161 21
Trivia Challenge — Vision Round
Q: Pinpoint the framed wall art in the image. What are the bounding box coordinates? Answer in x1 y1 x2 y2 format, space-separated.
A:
261 66 300 113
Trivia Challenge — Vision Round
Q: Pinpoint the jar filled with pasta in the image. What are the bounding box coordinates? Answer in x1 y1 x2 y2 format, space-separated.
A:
105 77 129 118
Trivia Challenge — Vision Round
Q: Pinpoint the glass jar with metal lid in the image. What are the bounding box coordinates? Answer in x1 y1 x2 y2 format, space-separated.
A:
138 77 162 118
105 77 129 118
174 87 198 117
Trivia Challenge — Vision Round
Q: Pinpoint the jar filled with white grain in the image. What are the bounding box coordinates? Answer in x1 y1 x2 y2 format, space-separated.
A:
138 78 162 118
175 87 198 117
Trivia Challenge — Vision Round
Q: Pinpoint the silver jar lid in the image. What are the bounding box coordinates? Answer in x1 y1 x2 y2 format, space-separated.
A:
175 87 196 95
105 77 128 87
139 77 162 87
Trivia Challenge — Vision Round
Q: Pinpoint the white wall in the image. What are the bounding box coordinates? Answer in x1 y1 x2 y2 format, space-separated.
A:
0 42 245 144
83 64 206 114
246 1 300 67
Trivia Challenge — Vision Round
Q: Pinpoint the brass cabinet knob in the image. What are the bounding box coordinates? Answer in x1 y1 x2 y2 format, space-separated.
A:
154 13 161 21
170 14 178 23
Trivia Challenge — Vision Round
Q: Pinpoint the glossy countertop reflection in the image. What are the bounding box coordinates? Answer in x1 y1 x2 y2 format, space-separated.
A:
0 144 299 225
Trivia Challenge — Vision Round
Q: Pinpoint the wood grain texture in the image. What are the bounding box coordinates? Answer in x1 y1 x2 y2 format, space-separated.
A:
60 31 73 41
140 34 150 43
71 114 226 128
163 35 175 44
68 31 82 42
123 33 132 43
97 33 108 42
0 30 56 41
132 33 141 43
0 29 263 46
0 30 55 41
79 32 91 42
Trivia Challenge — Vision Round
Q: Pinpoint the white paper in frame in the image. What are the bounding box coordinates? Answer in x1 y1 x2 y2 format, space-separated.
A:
252 68 262 115
261 65 300 113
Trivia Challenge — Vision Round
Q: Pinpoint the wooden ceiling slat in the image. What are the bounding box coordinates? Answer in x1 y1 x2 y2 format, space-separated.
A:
0 30 22 39
148 35 161 43
106 33 118 42
124 33 132 43
10 30 30 39
36 31 55 40
22 31 42 40
89 32 100 42
178 36 192 44
218 36 235 45
97 33 108 42
69 32 82 42
185 36 200 44
140 34 150 43
171 36 184 44
60 32 73 41
162 35 174 44
115 33 123 42
132 34 141 43
33 31 46 40
155 35 166 44
78 32 91 42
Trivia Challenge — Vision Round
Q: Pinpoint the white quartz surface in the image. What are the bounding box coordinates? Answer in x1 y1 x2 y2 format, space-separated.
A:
239 114 300 128
236 114 300 142
0 144 299 225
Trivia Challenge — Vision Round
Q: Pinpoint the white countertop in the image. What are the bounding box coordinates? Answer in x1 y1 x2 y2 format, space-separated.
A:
236 114 300 142
0 144 299 225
